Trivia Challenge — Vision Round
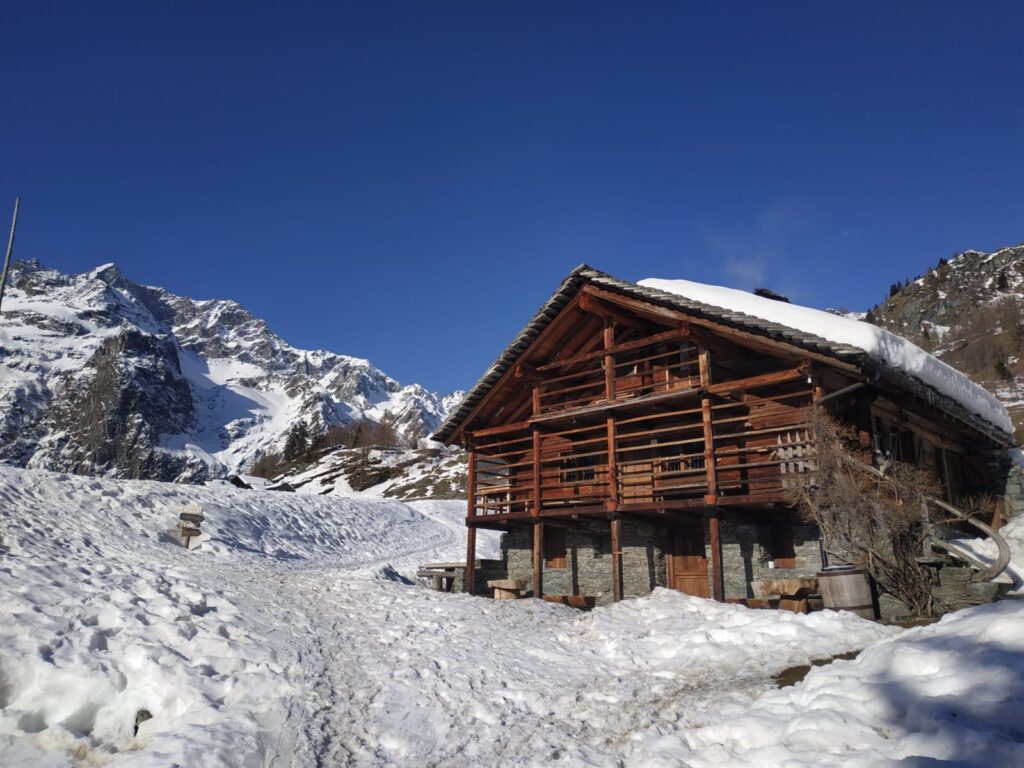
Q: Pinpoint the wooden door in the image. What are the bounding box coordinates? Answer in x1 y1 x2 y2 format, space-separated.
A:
667 523 710 597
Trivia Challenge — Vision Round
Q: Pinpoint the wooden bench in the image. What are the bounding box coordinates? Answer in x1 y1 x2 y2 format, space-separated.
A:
488 579 527 600
417 563 462 592
749 577 820 614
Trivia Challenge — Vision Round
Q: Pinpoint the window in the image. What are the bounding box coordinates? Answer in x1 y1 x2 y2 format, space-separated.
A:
561 454 597 484
544 526 567 569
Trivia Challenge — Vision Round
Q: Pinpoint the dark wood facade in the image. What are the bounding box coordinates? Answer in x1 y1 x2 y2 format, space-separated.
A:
436 268 1013 603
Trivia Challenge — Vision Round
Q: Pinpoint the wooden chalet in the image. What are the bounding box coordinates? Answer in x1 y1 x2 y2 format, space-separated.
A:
433 266 1015 606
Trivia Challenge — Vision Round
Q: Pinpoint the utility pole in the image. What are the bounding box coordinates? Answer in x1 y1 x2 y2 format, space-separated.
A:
0 197 20 314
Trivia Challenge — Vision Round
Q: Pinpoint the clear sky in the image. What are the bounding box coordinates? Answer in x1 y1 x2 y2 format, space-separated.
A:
3 2 1023 394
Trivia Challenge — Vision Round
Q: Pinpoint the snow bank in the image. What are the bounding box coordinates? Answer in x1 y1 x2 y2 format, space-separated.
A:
642 600 1024 766
0 467 492 766
639 277 1014 435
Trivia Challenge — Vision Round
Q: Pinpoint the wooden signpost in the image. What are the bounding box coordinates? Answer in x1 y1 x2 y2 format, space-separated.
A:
177 504 205 549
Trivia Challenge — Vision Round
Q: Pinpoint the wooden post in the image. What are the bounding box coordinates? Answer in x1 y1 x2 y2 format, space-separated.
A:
467 449 477 518
607 416 618 511
604 319 616 400
610 516 623 602
809 363 825 403
708 509 724 602
465 525 477 595
532 428 542 516
701 397 717 503
0 197 20 315
466 449 477 594
533 520 544 599
697 344 712 388
532 385 542 416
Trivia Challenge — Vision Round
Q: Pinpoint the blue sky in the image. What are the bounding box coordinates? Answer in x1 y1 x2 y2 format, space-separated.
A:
3 2 1023 394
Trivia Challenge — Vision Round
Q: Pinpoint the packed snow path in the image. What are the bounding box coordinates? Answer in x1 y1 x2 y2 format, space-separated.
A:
2 468 1023 767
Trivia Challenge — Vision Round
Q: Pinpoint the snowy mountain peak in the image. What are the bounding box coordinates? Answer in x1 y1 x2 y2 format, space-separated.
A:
0 260 456 482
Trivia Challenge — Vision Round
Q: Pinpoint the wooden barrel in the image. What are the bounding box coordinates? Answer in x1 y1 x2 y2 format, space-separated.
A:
817 567 876 620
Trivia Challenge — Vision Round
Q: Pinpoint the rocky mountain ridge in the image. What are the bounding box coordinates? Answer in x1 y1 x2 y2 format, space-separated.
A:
868 243 1024 436
0 260 461 481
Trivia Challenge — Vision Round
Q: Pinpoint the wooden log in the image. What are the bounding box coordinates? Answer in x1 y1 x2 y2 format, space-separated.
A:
708 510 724 602
610 517 623 602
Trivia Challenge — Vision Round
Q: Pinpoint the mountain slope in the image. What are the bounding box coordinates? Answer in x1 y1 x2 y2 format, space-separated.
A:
0 260 460 481
868 244 1024 435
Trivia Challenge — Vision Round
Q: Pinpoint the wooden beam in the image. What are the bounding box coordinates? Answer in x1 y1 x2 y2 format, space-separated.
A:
580 289 651 332
533 521 544 599
537 327 690 373
465 524 477 595
708 509 724 602
469 421 532 440
610 517 623 602
706 367 805 397
513 362 543 383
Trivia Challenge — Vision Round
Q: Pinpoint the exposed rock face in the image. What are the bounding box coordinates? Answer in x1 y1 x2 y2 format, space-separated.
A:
0 260 462 482
869 244 1024 435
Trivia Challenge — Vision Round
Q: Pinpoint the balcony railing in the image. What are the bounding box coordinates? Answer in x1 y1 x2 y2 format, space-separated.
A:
535 333 700 417
468 384 816 519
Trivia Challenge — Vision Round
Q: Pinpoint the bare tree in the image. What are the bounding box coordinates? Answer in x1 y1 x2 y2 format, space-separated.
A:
789 409 956 616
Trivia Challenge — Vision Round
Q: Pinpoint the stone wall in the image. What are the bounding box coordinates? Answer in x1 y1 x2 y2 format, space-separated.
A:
1002 463 1024 520
714 515 823 599
502 520 667 606
502 513 822 603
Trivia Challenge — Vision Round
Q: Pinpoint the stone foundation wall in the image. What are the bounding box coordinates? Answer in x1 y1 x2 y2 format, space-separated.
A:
502 520 666 606
714 515 823 599
501 513 821 604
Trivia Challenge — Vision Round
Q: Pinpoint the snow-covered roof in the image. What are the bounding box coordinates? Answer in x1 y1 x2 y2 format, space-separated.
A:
434 265 1014 444
640 277 1013 436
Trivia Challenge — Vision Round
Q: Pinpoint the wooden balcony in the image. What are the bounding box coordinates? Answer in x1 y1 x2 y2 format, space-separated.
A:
532 330 701 418
467 375 816 523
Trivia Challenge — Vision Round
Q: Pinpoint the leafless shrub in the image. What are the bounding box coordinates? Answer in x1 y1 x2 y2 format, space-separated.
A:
789 409 953 616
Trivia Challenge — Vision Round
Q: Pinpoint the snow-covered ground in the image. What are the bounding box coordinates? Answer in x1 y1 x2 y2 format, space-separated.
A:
1 467 1022 767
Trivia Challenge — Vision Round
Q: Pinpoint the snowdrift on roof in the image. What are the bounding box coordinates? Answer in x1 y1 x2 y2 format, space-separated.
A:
639 277 1014 435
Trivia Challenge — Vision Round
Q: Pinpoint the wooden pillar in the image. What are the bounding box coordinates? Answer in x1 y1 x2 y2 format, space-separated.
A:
697 344 712 387
809 363 825 403
607 416 618 511
465 448 477 594
533 520 544 599
702 397 717 503
708 509 724 602
610 516 623 602
532 385 542 417
465 525 477 595
604 319 616 400
467 448 477 518
532 428 542 516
